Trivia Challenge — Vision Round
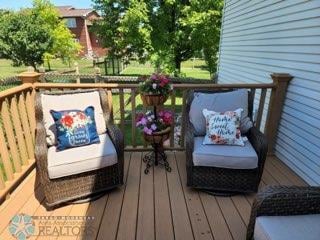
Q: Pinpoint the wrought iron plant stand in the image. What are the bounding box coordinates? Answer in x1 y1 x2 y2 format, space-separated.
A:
143 105 172 174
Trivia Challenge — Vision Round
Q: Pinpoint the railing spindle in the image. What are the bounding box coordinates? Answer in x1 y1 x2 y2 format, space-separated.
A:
180 90 187 148
18 93 34 159
0 164 5 189
1 100 21 172
142 104 147 148
9 96 28 165
107 89 113 122
25 90 36 141
119 88 125 137
131 88 136 148
170 90 176 147
0 127 14 180
256 88 267 130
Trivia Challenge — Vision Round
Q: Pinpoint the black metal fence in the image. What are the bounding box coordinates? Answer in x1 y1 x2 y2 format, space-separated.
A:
93 57 127 75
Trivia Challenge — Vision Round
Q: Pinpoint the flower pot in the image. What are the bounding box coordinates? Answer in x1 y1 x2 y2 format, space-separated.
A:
140 94 169 106
143 127 171 144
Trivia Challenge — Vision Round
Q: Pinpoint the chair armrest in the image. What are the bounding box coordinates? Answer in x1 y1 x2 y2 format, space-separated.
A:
247 186 320 239
184 116 195 167
107 124 124 182
107 124 124 156
35 122 49 182
246 126 268 174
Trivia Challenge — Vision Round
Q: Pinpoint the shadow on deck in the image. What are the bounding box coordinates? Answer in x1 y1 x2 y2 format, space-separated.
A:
0 151 306 240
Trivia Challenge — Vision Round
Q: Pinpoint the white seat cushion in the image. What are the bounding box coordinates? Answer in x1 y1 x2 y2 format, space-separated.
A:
254 214 320 240
41 91 107 145
193 137 258 169
47 134 117 179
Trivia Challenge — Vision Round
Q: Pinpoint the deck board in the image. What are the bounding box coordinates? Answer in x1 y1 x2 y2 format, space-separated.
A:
154 156 174 240
166 152 194 240
136 153 154 240
0 152 307 240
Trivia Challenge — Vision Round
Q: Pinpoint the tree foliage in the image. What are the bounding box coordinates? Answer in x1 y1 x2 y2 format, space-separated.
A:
32 0 82 64
0 10 52 69
0 0 81 69
92 0 223 75
92 0 153 62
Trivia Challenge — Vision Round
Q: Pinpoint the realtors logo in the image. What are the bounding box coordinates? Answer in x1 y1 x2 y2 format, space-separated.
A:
8 214 35 240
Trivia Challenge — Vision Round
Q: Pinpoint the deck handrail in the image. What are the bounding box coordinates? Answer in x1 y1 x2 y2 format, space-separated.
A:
0 73 292 202
34 82 276 89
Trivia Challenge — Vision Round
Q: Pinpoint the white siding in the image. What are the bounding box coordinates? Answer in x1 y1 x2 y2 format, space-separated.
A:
218 0 320 185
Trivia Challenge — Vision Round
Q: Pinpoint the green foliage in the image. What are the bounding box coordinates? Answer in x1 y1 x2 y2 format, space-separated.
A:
0 10 53 69
181 0 224 74
93 0 223 75
0 0 81 69
32 0 82 62
92 0 152 61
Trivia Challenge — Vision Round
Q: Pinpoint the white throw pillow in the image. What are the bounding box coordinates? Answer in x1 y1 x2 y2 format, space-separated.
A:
202 108 245 146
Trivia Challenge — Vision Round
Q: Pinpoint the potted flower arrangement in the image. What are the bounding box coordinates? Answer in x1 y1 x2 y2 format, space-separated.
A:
139 73 172 106
136 110 173 144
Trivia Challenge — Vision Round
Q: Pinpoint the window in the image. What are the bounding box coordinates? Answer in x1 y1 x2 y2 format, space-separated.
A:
66 18 77 28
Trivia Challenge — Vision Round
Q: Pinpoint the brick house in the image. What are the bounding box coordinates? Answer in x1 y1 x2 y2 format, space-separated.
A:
56 6 107 58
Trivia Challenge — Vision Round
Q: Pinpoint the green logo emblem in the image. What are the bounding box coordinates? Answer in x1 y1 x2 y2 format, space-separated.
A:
8 214 35 240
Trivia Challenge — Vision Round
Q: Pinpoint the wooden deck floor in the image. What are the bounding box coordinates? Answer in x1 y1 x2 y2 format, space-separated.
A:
0 151 307 240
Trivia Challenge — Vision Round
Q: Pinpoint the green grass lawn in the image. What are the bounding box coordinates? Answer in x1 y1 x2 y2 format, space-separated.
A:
0 58 96 79
121 59 211 79
1 58 211 79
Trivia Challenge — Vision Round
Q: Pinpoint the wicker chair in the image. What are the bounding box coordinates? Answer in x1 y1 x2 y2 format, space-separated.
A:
185 90 268 195
247 186 320 240
35 89 124 208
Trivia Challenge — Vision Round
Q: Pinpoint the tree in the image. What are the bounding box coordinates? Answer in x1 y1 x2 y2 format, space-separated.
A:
0 10 53 69
92 0 153 61
181 1 223 75
0 0 81 70
92 0 223 75
32 0 82 68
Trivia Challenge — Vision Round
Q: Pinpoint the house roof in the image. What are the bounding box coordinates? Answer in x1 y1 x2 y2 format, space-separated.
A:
56 6 95 18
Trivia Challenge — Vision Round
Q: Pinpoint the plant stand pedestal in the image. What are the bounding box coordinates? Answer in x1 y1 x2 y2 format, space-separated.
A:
143 105 172 174
143 143 171 174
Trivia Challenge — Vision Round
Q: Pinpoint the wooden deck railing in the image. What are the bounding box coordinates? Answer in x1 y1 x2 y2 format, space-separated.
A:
0 83 36 203
0 73 292 202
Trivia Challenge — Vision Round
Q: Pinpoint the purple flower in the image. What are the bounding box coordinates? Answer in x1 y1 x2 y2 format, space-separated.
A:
143 127 152 135
140 117 147 125
151 124 157 131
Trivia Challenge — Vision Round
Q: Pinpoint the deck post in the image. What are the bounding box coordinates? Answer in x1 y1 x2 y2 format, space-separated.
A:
75 62 80 84
265 73 293 155
18 69 42 84
94 67 102 83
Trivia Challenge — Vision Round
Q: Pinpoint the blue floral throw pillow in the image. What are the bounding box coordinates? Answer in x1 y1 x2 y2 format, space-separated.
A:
50 106 100 151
